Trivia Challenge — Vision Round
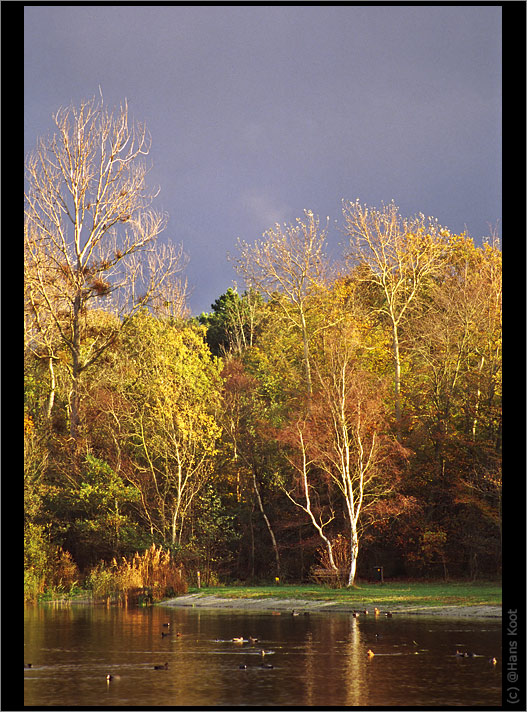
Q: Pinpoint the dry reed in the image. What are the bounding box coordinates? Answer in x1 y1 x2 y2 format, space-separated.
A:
87 544 187 603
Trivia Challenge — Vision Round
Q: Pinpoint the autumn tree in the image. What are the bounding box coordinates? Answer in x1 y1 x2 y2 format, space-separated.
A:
218 356 283 578
405 233 501 443
402 232 502 575
234 210 331 397
24 95 186 440
342 200 448 440
281 304 407 586
117 311 223 549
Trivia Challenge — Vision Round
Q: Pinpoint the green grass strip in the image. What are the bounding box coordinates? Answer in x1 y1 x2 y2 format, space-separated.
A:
183 582 501 608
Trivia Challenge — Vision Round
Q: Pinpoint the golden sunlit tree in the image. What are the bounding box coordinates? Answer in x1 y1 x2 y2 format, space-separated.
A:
342 199 449 440
24 94 186 440
234 210 330 398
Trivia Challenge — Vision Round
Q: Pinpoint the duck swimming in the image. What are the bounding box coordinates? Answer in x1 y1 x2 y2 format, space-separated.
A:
366 649 375 658
232 637 245 643
352 611 360 618
153 662 168 670
249 636 259 644
106 674 121 681
374 607 380 616
489 657 497 665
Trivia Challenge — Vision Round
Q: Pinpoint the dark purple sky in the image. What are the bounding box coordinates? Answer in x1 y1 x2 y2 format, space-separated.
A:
24 6 501 316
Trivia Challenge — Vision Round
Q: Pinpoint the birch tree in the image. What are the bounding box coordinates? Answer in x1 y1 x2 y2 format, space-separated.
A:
24 95 186 439
279 290 408 586
316 363 399 586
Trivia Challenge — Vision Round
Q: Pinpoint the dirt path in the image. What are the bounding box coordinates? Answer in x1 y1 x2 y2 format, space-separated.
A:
160 594 501 619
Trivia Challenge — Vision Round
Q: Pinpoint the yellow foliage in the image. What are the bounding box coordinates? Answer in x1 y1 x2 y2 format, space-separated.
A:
24 413 34 437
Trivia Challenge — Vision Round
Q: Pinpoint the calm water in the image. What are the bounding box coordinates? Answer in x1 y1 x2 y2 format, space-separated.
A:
23 603 502 707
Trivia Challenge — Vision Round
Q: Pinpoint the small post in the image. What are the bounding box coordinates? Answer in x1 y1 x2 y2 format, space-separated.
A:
197 571 201 589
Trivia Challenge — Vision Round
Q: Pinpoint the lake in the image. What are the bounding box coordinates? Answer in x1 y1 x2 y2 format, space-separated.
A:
23 603 502 707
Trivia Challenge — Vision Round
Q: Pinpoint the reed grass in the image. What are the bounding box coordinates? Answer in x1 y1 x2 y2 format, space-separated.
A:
86 544 188 603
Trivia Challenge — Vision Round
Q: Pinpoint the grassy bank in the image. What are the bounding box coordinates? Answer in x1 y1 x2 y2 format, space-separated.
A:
180 582 501 610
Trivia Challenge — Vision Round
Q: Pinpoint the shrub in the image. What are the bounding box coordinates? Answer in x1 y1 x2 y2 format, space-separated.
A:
24 522 80 602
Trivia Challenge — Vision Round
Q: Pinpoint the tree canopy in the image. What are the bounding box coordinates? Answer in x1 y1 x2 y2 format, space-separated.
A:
24 99 501 597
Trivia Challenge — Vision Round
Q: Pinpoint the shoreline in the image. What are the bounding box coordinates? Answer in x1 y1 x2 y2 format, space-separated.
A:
159 593 501 619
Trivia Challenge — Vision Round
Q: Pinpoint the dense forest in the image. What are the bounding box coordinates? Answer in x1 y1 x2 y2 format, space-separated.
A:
24 98 501 601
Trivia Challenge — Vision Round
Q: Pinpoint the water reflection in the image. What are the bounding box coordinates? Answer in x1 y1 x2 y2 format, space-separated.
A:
24 603 501 707
343 618 363 706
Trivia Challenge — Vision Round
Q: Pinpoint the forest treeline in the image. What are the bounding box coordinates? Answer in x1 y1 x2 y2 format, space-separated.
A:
24 97 501 600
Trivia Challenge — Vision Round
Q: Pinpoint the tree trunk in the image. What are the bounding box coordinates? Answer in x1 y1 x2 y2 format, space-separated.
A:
171 511 177 549
46 356 56 419
347 528 359 587
300 310 312 399
472 354 485 441
392 323 402 442
249 507 255 579
252 464 281 577
69 292 82 440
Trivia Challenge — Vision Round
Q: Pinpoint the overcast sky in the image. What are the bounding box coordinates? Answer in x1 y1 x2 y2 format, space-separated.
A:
24 5 501 316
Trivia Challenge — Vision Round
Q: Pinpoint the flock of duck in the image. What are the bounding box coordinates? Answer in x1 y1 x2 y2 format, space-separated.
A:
104 624 179 679
353 607 391 618
104 624 275 679
230 636 276 669
228 607 498 669
25 610 499 677
365 648 497 664
355 608 497 665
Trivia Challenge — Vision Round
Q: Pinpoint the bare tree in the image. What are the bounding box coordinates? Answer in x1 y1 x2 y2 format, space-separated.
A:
234 210 330 397
342 200 448 440
24 95 186 439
